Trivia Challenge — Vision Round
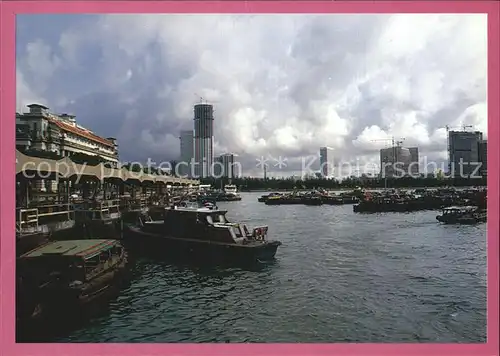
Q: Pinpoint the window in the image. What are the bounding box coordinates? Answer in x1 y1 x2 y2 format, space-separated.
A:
84 255 100 273
99 250 111 263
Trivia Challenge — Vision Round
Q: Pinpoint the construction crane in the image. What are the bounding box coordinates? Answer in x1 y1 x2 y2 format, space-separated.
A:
370 136 405 148
445 124 474 132
194 93 220 105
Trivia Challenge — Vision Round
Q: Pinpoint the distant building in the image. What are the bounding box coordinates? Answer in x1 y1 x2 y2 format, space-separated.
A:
179 130 194 177
193 104 214 178
448 130 483 178
478 139 487 177
319 147 334 178
214 153 236 178
408 147 419 176
380 146 412 178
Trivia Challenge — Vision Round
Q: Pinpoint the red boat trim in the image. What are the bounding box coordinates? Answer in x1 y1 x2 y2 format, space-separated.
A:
76 240 117 257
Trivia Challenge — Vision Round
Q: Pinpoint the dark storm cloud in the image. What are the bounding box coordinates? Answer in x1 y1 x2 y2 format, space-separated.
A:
16 14 487 176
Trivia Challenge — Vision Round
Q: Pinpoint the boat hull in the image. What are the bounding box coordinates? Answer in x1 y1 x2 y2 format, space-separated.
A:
436 215 487 225
302 199 323 206
16 232 49 257
123 225 281 263
17 253 129 326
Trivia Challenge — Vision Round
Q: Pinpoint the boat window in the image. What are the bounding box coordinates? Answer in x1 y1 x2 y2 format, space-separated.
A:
206 215 214 224
218 214 226 223
111 246 121 256
99 249 111 262
84 255 100 273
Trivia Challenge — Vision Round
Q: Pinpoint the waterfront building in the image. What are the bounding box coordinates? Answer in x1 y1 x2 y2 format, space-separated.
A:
16 104 119 192
319 147 334 178
16 104 119 165
179 130 194 177
193 104 214 178
448 130 483 178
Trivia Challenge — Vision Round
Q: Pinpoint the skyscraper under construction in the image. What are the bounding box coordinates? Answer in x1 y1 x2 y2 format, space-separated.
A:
193 103 214 178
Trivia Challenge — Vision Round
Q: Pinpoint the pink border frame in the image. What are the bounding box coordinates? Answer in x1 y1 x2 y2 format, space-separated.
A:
1 1 498 355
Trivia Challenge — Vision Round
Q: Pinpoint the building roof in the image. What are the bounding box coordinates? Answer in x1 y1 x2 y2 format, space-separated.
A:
27 103 49 109
21 239 118 258
16 150 200 185
48 118 114 147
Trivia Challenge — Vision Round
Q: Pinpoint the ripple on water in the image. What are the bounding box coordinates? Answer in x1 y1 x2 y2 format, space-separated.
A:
51 193 486 343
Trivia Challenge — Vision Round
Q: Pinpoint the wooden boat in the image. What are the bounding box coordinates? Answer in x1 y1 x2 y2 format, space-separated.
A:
264 194 302 205
258 192 283 202
436 206 487 224
123 201 281 263
301 194 323 206
17 239 128 322
320 195 344 205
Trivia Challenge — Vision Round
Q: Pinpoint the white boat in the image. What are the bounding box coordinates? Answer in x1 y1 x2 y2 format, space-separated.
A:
224 184 238 195
221 184 242 201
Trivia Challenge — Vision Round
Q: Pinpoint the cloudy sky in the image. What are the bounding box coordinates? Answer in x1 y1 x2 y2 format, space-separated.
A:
16 14 487 177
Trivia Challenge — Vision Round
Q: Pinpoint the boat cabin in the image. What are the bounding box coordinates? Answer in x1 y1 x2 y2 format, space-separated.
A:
198 184 212 192
18 239 125 287
441 206 477 216
224 184 238 195
141 203 268 244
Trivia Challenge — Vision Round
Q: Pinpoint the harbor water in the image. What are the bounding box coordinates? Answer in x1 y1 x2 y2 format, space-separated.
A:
42 192 486 343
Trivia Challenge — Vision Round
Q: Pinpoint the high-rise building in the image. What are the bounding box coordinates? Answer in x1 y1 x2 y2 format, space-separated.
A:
319 147 333 178
214 153 236 178
193 104 214 178
408 147 419 176
448 130 483 178
380 146 412 178
478 139 487 177
179 130 194 177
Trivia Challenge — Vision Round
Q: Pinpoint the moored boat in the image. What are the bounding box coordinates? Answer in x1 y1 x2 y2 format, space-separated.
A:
17 239 128 322
221 184 242 201
436 206 487 224
258 192 284 202
123 201 281 263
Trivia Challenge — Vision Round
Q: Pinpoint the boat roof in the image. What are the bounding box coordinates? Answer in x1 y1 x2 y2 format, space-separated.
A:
171 206 228 214
21 239 118 258
443 205 477 210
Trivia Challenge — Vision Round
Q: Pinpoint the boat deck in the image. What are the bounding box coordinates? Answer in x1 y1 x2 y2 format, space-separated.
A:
21 239 116 258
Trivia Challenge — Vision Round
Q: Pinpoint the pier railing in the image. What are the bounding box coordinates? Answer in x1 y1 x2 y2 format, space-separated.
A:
16 203 74 233
119 196 148 212
74 199 122 222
